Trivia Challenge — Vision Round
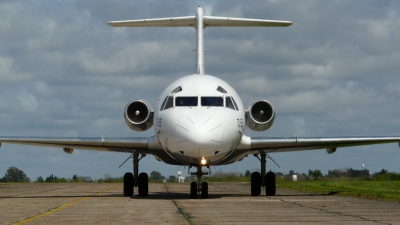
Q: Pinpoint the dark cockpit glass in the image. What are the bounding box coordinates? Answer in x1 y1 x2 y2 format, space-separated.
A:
171 86 182 93
164 96 174 110
231 97 239 111
225 96 235 110
201 97 223 107
160 96 168 110
176 96 198 107
216 86 227 93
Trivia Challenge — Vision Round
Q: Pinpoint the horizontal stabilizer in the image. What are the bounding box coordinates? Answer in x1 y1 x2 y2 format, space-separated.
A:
107 7 292 75
107 16 292 28
203 16 292 27
107 16 196 27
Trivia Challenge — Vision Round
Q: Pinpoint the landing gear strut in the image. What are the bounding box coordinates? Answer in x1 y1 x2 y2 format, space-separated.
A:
120 153 148 197
189 164 209 198
251 153 277 196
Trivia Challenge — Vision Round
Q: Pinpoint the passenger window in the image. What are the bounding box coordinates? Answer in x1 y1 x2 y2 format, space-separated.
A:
160 96 168 110
225 97 235 110
176 97 198 107
164 96 174 110
231 97 239 111
201 97 223 107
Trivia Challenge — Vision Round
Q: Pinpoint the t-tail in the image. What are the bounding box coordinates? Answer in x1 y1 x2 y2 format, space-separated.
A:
107 6 292 75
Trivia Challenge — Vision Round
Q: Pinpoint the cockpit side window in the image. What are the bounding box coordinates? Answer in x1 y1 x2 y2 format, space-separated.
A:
201 97 223 107
172 86 182 93
217 86 227 93
160 96 168 110
225 96 235 110
176 96 198 107
231 97 239 111
164 96 174 110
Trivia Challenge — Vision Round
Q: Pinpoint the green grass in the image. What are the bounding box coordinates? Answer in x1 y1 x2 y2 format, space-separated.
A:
277 179 400 202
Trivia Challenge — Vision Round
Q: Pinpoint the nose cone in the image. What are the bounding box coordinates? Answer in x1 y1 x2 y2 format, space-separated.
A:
175 116 223 157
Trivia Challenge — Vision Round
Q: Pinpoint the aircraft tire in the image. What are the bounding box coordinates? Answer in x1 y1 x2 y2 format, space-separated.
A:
123 172 134 196
138 172 148 196
190 182 197 199
265 171 276 196
251 172 261 196
201 182 208 198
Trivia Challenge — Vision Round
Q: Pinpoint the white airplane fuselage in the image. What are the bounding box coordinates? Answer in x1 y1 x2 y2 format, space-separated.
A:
154 74 245 166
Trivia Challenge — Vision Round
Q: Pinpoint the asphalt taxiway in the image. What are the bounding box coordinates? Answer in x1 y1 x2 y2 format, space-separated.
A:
1 182 400 224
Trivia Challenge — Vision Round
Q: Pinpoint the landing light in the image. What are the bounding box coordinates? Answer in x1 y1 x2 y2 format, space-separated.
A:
201 157 207 165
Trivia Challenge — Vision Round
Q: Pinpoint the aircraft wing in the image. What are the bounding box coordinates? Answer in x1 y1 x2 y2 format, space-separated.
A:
207 136 400 165
247 136 400 153
0 136 162 153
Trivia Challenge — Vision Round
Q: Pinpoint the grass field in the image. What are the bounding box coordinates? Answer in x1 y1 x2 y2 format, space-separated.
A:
277 179 400 202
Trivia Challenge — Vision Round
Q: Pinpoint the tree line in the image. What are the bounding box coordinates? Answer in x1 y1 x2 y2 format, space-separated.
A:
2 166 400 183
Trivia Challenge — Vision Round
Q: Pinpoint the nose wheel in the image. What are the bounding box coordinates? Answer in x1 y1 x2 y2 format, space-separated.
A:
189 164 209 198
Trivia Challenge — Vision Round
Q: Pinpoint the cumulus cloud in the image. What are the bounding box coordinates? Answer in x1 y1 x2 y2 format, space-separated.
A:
17 92 38 112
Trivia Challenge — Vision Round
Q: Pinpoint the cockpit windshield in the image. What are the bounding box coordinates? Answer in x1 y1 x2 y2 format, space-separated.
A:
161 95 238 110
201 97 223 107
176 97 198 107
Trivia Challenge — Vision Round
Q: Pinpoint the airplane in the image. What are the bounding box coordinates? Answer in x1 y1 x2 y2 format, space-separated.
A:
1 6 400 198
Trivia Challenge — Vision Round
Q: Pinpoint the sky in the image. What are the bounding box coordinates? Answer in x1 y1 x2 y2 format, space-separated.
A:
0 0 400 181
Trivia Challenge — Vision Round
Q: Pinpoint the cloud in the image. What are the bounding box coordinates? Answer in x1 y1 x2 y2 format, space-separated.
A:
17 92 38 112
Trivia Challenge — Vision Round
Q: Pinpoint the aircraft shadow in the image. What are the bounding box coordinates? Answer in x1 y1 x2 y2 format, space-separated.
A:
0 191 325 199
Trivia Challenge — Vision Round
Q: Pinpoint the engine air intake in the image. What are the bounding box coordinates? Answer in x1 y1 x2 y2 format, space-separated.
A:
246 99 275 131
124 100 154 131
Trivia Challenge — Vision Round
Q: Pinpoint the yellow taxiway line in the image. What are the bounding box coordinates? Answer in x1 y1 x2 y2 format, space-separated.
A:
13 185 121 225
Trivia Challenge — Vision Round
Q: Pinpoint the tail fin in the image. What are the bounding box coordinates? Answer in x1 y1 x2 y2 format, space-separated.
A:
108 6 292 75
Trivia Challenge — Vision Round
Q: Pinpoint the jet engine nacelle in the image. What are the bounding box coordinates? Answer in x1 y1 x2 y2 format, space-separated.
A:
245 99 275 131
124 99 154 131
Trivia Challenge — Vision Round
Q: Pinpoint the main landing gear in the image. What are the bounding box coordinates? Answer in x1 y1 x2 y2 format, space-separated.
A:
120 153 148 197
189 164 210 198
251 153 278 196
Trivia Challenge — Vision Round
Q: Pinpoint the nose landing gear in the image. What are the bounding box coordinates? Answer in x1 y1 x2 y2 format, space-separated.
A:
189 164 210 198
251 153 278 196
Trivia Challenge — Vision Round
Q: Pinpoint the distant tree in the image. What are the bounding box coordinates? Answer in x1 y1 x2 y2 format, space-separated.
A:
289 170 295 176
45 174 54 182
36 176 44 183
245 170 251 177
308 169 314 177
2 166 30 182
104 174 115 183
72 174 78 181
168 175 176 182
376 169 388 175
312 170 322 180
150 171 163 180
275 172 284 177
346 168 369 177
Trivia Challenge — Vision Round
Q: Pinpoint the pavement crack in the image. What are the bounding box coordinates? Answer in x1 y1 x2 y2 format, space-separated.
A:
163 184 195 225
210 183 248 195
279 198 391 225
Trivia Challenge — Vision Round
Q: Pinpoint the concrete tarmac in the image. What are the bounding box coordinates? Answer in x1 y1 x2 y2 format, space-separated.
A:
1 182 400 224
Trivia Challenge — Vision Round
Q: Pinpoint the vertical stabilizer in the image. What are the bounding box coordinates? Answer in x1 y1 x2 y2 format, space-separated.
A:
107 7 292 75
195 7 205 74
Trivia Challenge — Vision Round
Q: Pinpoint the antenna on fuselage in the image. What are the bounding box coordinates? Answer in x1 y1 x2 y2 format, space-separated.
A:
107 7 292 75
